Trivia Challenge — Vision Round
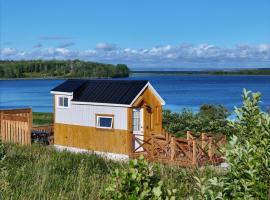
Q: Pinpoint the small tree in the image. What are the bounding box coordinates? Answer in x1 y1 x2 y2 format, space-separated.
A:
222 89 270 199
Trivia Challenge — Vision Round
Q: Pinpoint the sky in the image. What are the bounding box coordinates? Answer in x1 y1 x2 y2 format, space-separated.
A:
0 0 270 70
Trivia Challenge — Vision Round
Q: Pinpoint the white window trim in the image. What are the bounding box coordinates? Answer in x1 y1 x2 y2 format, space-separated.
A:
57 95 70 109
96 116 114 129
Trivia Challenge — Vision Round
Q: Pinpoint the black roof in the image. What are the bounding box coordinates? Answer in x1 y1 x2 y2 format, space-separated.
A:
51 79 148 105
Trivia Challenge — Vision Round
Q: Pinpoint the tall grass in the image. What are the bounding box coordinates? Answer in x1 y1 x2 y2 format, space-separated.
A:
2 144 223 199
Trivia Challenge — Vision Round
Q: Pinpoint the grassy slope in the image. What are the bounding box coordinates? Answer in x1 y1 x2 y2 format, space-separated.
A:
33 112 53 126
2 144 222 199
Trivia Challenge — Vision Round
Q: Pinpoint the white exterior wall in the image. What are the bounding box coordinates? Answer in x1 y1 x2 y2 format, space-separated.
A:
55 95 128 130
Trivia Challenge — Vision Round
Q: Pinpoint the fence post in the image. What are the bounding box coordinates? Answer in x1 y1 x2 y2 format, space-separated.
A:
202 133 207 149
27 108 32 145
170 137 176 161
150 134 154 158
208 137 213 162
187 131 192 146
0 111 3 141
192 139 197 166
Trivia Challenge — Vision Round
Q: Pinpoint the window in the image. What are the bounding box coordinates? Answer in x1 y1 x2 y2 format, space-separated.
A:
58 96 69 108
96 116 113 129
132 109 141 132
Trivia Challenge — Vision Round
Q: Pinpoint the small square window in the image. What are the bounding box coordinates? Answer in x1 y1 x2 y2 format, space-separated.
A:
64 97 69 107
96 116 113 129
58 96 69 108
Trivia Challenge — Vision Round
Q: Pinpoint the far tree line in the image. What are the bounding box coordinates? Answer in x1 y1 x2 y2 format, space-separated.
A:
0 60 130 78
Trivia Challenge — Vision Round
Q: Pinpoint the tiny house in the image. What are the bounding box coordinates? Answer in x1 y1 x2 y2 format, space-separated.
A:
51 79 165 158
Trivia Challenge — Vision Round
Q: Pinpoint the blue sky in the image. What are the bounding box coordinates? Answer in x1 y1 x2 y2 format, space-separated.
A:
1 0 270 69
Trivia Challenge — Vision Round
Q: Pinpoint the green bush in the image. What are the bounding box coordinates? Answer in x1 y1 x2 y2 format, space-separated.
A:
222 89 270 199
198 89 270 199
103 156 177 200
163 104 234 137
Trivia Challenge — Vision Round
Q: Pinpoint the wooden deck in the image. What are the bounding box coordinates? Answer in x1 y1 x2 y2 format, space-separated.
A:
131 130 226 167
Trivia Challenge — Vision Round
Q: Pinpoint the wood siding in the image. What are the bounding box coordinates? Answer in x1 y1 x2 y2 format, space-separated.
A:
132 86 163 139
53 85 163 155
54 123 131 154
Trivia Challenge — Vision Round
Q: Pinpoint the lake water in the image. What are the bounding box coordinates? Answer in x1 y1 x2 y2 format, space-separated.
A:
1 75 270 114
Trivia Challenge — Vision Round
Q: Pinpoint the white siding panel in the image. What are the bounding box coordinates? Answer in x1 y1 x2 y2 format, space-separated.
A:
55 99 128 130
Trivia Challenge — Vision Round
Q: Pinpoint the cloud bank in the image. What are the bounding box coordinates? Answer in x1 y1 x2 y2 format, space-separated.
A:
1 43 270 69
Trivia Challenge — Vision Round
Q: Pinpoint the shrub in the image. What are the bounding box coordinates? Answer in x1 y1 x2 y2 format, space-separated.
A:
199 89 270 199
103 156 177 200
222 89 270 199
163 104 234 137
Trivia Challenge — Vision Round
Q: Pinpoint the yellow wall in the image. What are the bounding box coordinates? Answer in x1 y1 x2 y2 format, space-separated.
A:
54 123 131 154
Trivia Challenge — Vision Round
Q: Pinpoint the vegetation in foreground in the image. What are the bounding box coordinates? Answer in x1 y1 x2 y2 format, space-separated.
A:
0 60 129 79
0 143 221 199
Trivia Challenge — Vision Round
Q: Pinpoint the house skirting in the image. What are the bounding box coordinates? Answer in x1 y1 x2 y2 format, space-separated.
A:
54 145 129 161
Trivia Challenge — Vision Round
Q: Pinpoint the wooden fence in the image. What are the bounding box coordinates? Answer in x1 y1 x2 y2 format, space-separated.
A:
0 108 32 145
132 130 226 167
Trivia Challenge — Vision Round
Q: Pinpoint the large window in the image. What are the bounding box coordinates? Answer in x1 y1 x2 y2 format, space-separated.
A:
58 96 69 108
96 116 113 129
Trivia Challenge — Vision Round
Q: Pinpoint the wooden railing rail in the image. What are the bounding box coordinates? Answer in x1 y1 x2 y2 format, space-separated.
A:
131 130 226 167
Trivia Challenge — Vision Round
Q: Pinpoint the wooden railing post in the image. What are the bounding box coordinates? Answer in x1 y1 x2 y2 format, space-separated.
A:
202 133 206 149
208 137 213 162
170 137 176 161
187 131 192 146
150 134 154 158
192 139 197 166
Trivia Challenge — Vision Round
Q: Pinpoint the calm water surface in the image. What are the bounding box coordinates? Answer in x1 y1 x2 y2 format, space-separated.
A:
1 75 270 113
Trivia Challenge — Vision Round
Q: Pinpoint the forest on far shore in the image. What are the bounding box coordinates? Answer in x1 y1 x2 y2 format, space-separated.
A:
0 60 130 79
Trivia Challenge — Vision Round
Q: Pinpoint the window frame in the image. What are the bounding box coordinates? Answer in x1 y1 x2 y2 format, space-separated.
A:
96 115 114 129
57 96 70 108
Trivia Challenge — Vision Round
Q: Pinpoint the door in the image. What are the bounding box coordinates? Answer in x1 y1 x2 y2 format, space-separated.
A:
132 108 144 152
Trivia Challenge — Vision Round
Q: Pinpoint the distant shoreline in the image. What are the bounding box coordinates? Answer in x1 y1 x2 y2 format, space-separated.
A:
2 69 270 80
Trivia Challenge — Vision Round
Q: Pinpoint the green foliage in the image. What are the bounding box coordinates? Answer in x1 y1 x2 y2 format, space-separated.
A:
103 156 176 200
197 89 270 199
163 104 233 137
0 140 9 198
0 60 129 78
222 89 270 199
33 112 54 125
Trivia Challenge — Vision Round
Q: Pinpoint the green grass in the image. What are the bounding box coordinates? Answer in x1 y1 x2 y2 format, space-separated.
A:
1 144 224 199
33 112 53 126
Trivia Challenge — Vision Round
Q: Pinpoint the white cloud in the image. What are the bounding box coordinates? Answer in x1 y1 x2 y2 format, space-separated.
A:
1 43 270 69
96 42 117 51
1 48 18 56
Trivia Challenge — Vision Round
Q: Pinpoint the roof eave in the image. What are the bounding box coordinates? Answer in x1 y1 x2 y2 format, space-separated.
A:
129 82 166 106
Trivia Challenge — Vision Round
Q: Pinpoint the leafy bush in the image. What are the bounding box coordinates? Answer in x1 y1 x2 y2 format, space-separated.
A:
103 156 177 200
222 89 270 199
163 104 234 137
197 89 270 199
